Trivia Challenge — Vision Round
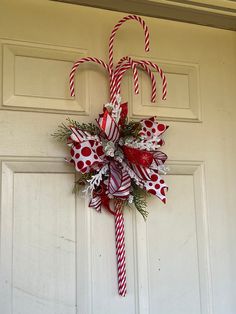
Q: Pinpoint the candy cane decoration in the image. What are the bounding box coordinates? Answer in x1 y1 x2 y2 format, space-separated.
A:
68 15 168 297
110 57 140 103
115 201 127 297
70 57 111 97
110 57 139 103
109 15 150 102
114 57 157 102
118 57 139 96
109 15 150 71
135 61 157 102
114 60 166 102
138 60 167 100
114 57 167 102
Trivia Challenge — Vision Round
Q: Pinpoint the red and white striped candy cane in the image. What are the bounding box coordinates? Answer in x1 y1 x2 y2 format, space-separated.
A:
109 15 150 71
137 60 167 100
115 201 127 297
135 61 157 102
109 57 128 102
109 15 150 102
110 56 139 103
115 58 167 101
69 57 112 97
110 62 132 104
114 58 157 102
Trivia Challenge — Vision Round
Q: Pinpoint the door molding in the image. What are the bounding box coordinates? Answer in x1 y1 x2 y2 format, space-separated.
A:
52 0 236 31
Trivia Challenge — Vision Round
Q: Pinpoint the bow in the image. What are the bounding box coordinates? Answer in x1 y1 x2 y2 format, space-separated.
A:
68 97 168 211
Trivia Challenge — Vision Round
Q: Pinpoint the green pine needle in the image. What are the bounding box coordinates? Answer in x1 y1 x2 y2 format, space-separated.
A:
121 120 141 138
73 173 93 193
132 183 149 221
52 122 71 142
52 118 100 142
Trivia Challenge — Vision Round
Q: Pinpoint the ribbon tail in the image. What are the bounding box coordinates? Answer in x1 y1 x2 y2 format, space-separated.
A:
101 197 116 215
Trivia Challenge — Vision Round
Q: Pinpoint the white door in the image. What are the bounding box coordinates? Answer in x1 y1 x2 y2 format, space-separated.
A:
0 1 235 314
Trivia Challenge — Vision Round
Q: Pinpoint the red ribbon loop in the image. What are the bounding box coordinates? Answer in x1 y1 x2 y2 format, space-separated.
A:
123 145 154 168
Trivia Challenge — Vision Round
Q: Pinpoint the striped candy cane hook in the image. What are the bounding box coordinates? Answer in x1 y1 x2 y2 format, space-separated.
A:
115 200 127 297
110 56 140 103
113 58 157 103
137 60 167 100
69 57 112 97
109 15 150 71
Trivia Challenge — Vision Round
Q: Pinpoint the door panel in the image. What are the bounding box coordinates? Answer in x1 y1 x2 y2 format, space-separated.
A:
1 162 77 314
0 1 235 313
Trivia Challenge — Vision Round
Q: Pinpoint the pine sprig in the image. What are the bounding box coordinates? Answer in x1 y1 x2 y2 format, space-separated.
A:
132 183 149 220
52 122 71 142
121 120 141 138
52 118 100 142
73 172 94 193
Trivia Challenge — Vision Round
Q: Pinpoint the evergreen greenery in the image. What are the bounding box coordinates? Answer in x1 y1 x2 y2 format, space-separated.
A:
52 117 100 142
73 172 94 193
121 120 141 138
132 183 149 220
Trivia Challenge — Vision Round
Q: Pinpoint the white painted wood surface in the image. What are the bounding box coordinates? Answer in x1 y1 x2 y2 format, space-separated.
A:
0 1 235 313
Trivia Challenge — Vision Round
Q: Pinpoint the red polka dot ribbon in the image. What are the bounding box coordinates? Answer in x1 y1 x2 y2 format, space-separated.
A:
66 15 169 296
